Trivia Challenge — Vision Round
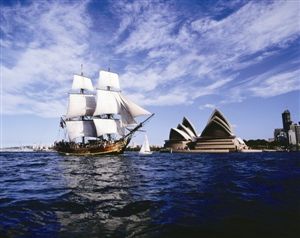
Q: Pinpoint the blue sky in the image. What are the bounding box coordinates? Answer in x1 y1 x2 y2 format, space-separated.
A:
1 0 300 147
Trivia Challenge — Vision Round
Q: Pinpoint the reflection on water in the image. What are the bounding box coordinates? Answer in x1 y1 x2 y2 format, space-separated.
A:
0 152 299 237
57 154 149 236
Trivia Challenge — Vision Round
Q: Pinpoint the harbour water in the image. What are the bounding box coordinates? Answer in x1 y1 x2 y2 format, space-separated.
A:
0 152 299 237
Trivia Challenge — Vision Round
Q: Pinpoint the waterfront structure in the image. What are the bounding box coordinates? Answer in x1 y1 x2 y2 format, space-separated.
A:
274 128 283 140
295 125 300 145
288 124 300 146
282 110 292 132
274 109 300 148
163 109 248 152
274 128 288 143
288 128 297 145
163 117 198 150
192 109 248 152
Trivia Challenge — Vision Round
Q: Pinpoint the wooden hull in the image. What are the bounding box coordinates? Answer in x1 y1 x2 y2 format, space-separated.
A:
54 138 130 156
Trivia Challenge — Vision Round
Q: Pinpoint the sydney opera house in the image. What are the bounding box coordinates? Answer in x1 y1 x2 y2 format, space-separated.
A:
164 117 198 150
163 109 248 152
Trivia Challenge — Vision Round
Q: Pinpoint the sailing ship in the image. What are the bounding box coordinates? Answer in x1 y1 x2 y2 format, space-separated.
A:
54 69 154 156
139 134 152 155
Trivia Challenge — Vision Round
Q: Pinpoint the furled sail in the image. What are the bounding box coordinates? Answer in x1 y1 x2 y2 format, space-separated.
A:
93 90 120 116
66 120 97 141
93 118 123 136
98 70 120 90
72 75 94 91
66 94 96 119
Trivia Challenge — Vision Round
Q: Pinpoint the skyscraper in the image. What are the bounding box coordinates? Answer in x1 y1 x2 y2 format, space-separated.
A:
288 124 300 146
282 110 292 132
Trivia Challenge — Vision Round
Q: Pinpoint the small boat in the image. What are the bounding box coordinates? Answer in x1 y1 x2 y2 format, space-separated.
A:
54 67 154 156
139 134 153 155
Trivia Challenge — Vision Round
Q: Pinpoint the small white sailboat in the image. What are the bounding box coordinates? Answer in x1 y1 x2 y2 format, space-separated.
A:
139 135 152 155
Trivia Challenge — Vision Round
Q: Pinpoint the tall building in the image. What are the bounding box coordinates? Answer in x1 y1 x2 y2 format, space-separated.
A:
296 124 300 146
288 129 296 145
288 124 300 146
282 110 292 132
274 128 283 140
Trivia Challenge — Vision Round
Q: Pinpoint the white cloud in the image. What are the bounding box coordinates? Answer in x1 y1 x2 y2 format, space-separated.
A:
1 0 299 117
199 103 216 110
112 0 300 106
122 75 235 107
126 90 189 107
1 1 98 117
249 69 300 98
220 67 300 104
114 1 178 54
191 17 218 33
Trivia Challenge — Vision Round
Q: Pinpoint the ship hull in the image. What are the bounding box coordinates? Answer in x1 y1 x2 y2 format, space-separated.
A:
54 138 130 156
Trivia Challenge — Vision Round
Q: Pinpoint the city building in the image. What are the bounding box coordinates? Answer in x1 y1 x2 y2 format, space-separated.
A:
274 128 283 140
282 110 292 132
296 125 300 145
274 109 300 148
288 124 300 146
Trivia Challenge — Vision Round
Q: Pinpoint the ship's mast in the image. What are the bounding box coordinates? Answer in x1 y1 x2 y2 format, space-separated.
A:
106 67 112 140
80 64 85 145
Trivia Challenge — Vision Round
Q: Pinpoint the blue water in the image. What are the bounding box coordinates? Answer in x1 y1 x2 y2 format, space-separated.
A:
0 152 299 238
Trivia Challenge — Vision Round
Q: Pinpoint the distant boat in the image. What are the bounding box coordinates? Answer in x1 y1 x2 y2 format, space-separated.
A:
139 135 152 155
54 68 154 156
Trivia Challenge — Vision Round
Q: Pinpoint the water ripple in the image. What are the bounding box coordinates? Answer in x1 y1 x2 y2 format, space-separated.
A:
0 152 299 237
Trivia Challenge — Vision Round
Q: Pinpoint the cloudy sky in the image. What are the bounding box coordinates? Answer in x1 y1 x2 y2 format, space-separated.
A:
1 0 300 147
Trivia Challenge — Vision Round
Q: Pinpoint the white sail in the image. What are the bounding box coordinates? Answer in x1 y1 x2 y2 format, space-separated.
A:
93 90 150 124
115 93 151 125
66 94 96 119
119 103 137 125
72 75 94 91
93 118 123 136
93 90 120 116
118 93 151 117
98 70 120 90
66 120 96 141
140 134 152 154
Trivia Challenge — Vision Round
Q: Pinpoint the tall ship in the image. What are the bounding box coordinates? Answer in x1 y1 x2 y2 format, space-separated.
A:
54 69 154 155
